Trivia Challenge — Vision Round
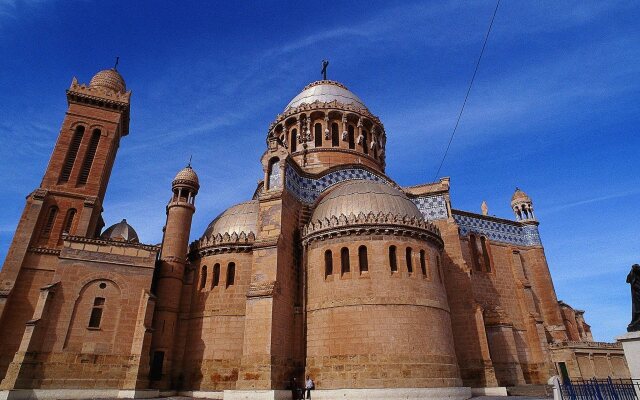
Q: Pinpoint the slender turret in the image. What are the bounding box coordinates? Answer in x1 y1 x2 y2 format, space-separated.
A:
149 165 198 388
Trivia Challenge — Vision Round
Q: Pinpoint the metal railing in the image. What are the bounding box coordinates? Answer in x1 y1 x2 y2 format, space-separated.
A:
559 377 640 400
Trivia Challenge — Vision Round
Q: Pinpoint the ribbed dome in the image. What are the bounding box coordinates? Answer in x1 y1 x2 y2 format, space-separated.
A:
285 80 366 111
311 180 422 221
173 165 199 188
511 188 531 204
203 200 259 238
100 219 139 243
89 68 126 93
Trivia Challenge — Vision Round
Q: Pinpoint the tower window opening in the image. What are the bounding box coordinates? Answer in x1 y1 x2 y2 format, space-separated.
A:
358 245 368 272
480 236 493 272
59 126 84 183
420 249 427 276
324 249 333 278
88 297 105 328
291 129 298 152
362 131 368 154
200 266 207 290
469 234 482 271
77 129 101 185
314 123 322 147
348 126 355 149
406 247 413 273
212 263 220 288
331 123 339 147
41 206 58 238
62 208 76 236
268 158 281 190
226 262 236 287
389 245 398 272
373 146 378 159
340 247 350 275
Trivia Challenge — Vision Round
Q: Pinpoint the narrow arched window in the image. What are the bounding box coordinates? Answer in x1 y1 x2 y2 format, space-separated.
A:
358 246 368 272
200 266 207 289
362 131 368 154
227 262 236 287
291 129 298 152
212 264 220 288
314 123 322 147
348 126 355 149
88 297 105 328
406 247 413 273
373 146 378 159
61 208 76 237
469 234 482 271
77 129 101 185
41 206 58 238
340 247 350 275
324 250 333 278
59 126 84 183
268 158 281 190
331 123 339 146
437 255 443 283
420 250 427 276
480 236 493 272
389 245 397 272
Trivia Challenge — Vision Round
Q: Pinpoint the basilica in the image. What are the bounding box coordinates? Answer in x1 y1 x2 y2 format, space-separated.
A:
0 66 628 399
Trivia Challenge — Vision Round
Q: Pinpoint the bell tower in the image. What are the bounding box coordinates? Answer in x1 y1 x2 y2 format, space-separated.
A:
0 66 131 318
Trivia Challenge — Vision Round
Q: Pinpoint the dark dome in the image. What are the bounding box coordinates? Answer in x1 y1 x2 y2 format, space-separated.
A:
100 219 139 243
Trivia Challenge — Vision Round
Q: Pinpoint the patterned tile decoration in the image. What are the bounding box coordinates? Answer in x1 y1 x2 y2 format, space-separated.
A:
285 164 391 204
411 195 448 221
453 212 542 246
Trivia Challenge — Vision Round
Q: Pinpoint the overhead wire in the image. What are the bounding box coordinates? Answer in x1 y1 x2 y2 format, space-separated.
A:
433 0 501 181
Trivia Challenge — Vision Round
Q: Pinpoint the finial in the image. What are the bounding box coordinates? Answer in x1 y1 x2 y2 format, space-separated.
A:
114 56 120 70
481 200 488 216
187 155 192 168
321 59 329 80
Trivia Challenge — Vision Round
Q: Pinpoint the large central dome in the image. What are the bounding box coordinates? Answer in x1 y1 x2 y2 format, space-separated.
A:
285 80 366 111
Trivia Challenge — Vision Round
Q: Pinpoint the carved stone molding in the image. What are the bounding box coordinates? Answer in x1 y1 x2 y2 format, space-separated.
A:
27 247 61 256
247 280 279 299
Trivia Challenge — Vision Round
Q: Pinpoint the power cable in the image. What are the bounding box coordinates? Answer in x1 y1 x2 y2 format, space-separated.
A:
433 0 501 181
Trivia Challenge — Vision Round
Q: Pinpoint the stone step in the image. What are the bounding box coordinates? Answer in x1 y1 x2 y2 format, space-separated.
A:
506 384 553 398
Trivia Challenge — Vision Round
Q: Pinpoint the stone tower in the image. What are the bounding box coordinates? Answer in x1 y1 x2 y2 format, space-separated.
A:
511 188 536 221
150 165 199 389
0 67 131 371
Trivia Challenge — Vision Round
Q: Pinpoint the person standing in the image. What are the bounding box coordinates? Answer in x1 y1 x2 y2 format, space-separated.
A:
305 375 314 399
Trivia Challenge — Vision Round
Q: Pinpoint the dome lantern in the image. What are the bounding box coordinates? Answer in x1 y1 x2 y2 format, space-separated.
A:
511 187 536 222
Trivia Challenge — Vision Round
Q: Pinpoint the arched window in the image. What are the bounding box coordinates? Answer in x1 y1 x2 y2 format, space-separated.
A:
358 246 368 272
268 158 281 190
362 131 368 154
420 250 427 276
437 255 443 283
406 247 413 273
480 236 493 272
226 262 236 287
348 126 355 149
291 129 298 152
389 245 397 272
212 263 220 288
88 297 105 328
373 146 378 159
41 206 58 238
469 234 482 271
324 250 333 278
200 266 207 289
59 126 84 183
77 129 101 185
62 208 76 235
340 247 350 275
314 123 322 147
331 123 339 147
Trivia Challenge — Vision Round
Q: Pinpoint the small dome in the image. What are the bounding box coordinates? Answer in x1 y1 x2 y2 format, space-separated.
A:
101 219 139 243
203 200 259 238
511 187 531 204
285 80 366 111
173 165 199 188
90 68 126 93
311 180 422 222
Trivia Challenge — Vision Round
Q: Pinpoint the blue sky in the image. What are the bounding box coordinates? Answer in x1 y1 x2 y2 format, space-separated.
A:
0 1 638 341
